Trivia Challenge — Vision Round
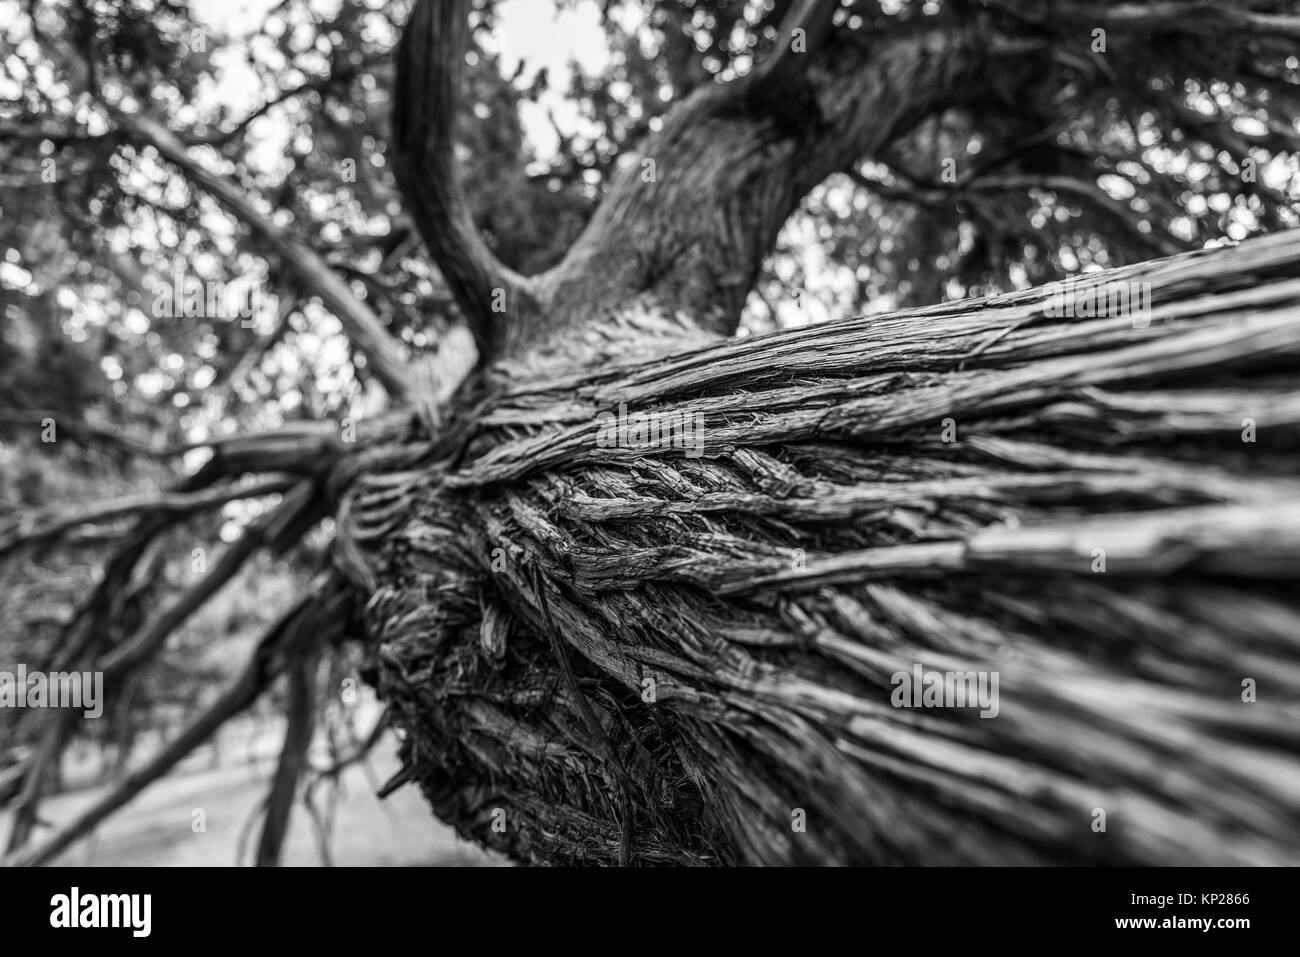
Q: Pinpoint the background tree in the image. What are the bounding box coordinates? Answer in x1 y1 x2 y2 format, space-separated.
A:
2 0 1299 865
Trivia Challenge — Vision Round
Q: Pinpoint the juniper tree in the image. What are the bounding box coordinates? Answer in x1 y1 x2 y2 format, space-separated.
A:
2 0 1299 865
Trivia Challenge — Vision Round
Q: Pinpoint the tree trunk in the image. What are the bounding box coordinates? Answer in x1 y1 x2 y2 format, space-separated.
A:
336 228 1300 865
6 0 1300 871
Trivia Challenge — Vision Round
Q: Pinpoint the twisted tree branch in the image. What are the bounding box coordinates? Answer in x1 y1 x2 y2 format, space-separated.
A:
391 0 538 361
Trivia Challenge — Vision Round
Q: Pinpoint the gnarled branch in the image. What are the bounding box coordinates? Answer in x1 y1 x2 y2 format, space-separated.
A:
391 0 538 361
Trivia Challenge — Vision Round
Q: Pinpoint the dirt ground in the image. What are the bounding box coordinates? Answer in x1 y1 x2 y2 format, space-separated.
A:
2 711 502 867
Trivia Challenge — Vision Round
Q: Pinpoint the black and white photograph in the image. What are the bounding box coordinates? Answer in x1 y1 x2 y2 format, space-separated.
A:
0 0 1296 931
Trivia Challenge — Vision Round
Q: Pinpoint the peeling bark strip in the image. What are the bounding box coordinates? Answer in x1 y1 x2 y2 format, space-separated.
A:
337 228 1300 865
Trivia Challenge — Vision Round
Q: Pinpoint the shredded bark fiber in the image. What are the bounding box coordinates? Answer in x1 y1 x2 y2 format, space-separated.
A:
338 230 1300 865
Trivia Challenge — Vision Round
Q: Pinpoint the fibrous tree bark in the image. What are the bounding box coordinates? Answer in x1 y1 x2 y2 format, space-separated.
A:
349 0 1300 865
341 227 1300 865
6 0 1300 867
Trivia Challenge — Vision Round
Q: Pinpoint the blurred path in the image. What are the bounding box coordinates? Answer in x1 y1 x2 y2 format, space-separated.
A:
2 722 502 867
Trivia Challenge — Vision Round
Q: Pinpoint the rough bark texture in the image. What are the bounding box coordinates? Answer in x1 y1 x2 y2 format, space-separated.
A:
333 229 1300 865
11 0 1300 872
